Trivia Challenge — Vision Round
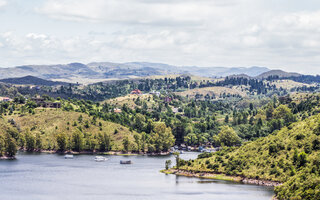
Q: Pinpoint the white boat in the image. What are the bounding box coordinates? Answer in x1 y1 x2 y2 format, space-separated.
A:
64 154 74 159
94 156 108 162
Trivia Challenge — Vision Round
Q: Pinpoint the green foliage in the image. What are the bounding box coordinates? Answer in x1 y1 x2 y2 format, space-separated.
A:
98 132 112 151
165 160 172 170
198 152 213 159
56 132 67 151
25 132 35 151
122 136 130 152
173 152 180 169
180 114 320 200
213 126 241 147
5 134 17 157
72 130 84 152
148 122 175 153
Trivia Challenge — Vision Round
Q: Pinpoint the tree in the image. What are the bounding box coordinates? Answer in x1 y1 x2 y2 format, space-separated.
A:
25 132 35 151
273 105 295 125
173 152 180 169
173 121 187 145
225 115 229 123
99 132 112 151
184 133 198 146
265 103 274 120
56 132 67 152
134 113 145 132
78 115 83 123
134 134 141 152
297 151 307 168
35 133 42 150
165 160 172 170
141 132 146 152
249 103 254 110
122 136 130 152
6 134 17 157
72 130 84 152
214 126 241 147
0 135 5 156
150 122 175 152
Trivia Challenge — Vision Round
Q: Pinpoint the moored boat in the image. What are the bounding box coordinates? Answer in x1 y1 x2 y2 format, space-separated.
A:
120 160 132 164
64 154 74 159
94 156 108 162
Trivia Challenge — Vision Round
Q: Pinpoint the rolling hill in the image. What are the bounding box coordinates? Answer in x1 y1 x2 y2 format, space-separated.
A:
0 76 71 86
256 70 301 79
4 108 137 151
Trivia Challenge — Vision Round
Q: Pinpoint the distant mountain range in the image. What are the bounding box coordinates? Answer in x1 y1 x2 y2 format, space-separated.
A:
0 76 71 86
0 62 301 83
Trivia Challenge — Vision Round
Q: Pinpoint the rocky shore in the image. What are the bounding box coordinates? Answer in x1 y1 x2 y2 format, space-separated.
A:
163 169 282 187
242 177 282 187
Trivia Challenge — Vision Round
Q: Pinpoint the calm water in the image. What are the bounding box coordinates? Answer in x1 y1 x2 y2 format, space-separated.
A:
0 152 274 200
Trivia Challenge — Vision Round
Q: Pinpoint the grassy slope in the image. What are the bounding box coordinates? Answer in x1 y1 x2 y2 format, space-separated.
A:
104 94 155 109
4 108 136 151
175 86 247 98
180 114 320 200
268 80 313 90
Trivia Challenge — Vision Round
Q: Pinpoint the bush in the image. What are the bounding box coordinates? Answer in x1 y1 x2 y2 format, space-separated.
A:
198 152 213 159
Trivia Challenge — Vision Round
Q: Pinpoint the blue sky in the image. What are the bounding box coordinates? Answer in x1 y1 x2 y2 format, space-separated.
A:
1 0 320 74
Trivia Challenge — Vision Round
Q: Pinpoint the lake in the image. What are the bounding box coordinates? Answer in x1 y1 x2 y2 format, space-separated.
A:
0 152 274 200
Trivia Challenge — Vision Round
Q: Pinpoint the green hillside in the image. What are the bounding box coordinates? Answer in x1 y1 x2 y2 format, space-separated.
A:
178 114 320 200
8 109 137 151
0 108 139 156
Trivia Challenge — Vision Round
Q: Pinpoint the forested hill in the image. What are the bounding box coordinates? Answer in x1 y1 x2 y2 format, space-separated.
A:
179 114 320 200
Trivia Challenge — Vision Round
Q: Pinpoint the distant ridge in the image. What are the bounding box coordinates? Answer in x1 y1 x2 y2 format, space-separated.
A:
227 74 253 79
0 76 71 86
0 61 273 83
256 70 301 79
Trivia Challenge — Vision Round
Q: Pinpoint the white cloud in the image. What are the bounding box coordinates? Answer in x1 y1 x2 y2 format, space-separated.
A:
36 0 223 25
1 0 320 74
0 0 6 8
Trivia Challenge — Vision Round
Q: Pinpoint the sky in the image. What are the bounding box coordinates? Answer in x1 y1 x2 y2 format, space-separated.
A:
0 0 320 74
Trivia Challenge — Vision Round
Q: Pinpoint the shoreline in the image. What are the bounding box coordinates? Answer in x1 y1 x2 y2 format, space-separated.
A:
1 149 171 160
16 149 171 156
161 169 282 187
162 169 280 200
0 156 15 160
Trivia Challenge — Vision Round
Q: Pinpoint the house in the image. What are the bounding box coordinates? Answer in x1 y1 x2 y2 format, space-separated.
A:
42 102 61 108
164 96 172 103
131 89 142 95
1 97 12 102
31 96 61 108
31 97 45 105
149 90 160 96
172 107 179 114
114 108 122 113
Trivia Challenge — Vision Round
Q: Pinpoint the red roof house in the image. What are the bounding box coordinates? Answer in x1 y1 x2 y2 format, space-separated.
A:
130 89 142 95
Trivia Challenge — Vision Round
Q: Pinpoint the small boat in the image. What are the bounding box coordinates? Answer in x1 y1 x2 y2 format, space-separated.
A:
64 154 74 159
94 156 108 162
120 160 132 164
